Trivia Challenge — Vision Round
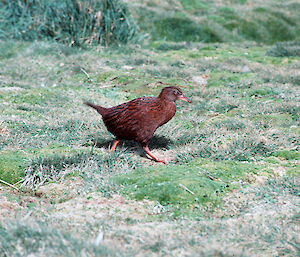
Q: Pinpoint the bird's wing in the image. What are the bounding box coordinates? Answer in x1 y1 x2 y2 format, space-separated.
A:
103 97 158 134
127 97 164 120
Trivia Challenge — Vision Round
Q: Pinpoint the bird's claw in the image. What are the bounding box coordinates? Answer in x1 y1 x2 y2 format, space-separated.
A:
143 146 168 164
157 159 168 164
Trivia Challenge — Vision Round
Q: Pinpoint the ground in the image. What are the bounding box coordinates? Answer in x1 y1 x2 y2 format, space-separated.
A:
0 2 300 253
1 39 299 256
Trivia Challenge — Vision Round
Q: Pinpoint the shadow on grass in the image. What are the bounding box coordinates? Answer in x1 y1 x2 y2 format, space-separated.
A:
90 135 173 151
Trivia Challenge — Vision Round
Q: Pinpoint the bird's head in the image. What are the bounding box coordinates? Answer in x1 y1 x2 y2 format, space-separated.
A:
159 86 191 103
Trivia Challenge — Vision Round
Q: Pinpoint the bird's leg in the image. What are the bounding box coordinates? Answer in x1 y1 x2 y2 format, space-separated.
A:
110 139 120 152
143 146 166 164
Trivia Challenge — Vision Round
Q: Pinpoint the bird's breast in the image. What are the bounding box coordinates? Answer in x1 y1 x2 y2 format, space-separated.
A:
155 101 176 127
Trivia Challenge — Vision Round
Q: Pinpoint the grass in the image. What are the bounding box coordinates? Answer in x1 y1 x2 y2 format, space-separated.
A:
0 0 299 255
271 150 300 160
0 151 27 184
0 0 138 46
266 42 300 57
114 159 270 216
0 220 121 257
1 38 298 182
128 0 300 44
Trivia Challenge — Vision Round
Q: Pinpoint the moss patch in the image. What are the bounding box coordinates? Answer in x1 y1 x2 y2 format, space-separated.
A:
0 151 27 184
114 158 267 216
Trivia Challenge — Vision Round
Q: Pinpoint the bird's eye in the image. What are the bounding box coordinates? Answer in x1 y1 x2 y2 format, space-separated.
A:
174 90 179 95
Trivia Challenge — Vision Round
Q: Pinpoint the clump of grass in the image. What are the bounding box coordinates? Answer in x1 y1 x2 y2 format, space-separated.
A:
22 153 89 189
266 42 300 57
271 150 299 160
22 150 138 191
155 41 190 51
214 6 298 43
153 16 221 42
0 220 121 257
77 150 140 195
259 177 299 197
114 158 265 216
170 115 274 162
248 86 278 97
0 40 26 59
0 150 27 184
0 0 138 46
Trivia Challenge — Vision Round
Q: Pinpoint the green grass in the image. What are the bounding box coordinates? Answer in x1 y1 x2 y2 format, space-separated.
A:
153 16 220 42
114 159 269 216
271 150 300 160
180 0 209 13
1 39 299 187
0 151 27 184
0 5 299 254
0 221 121 257
266 42 300 57
286 166 300 176
207 71 254 88
129 0 300 43
0 0 138 46
3 88 68 106
22 149 137 191
0 145 83 184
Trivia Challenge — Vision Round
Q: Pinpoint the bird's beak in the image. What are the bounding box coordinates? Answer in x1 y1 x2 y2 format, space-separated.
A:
178 94 191 103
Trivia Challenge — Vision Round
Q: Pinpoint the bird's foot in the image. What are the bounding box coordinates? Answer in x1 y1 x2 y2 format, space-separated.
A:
143 146 167 164
156 159 168 164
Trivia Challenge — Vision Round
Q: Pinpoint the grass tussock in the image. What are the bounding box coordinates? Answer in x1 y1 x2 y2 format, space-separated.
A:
0 220 121 257
266 41 300 57
22 150 138 191
0 0 138 46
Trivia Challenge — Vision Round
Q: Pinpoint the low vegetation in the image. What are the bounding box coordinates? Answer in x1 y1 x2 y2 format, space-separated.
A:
128 0 300 43
0 0 299 256
0 0 138 46
115 159 272 217
0 221 120 257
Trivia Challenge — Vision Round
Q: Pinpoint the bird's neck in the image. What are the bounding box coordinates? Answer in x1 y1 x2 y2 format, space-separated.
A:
157 95 177 113
156 96 177 126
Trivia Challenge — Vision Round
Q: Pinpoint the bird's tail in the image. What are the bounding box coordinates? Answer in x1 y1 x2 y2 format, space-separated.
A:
84 102 106 116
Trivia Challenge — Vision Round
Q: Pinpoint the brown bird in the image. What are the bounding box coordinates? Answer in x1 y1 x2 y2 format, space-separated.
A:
85 86 191 163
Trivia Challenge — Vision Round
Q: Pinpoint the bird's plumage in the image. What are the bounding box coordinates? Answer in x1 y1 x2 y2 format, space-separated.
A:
85 86 190 163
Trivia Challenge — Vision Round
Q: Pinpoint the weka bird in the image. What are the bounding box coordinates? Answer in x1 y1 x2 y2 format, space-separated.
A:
85 86 191 163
